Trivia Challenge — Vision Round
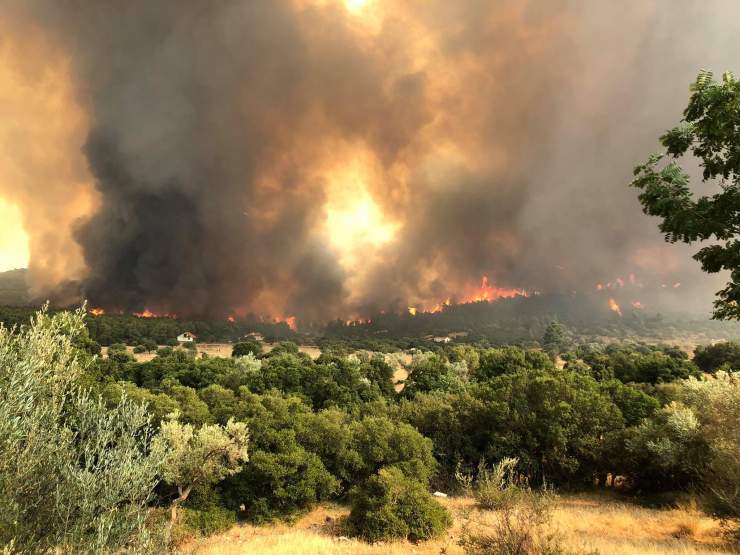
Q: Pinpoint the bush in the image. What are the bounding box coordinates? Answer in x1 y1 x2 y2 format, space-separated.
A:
133 344 146 353
459 489 564 555
221 439 339 522
347 467 451 542
679 372 740 518
473 458 525 511
176 506 236 539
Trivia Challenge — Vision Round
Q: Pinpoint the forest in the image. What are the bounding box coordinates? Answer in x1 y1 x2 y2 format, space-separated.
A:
1 306 737 553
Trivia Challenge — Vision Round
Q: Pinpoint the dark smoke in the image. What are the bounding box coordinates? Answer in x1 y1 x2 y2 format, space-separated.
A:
4 0 740 320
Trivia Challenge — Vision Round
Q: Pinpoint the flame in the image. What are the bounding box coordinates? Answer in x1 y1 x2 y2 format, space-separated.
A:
227 315 236 323
631 300 644 309
90 307 105 316
608 298 622 316
274 315 298 331
430 298 452 313
408 307 417 316
673 282 681 288
461 275 527 303
134 309 156 318
133 309 176 319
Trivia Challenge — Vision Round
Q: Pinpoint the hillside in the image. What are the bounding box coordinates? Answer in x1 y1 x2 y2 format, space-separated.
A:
0 268 29 306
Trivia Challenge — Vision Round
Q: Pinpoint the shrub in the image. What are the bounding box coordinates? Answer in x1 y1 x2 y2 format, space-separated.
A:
679 372 740 518
133 344 146 353
222 441 339 522
176 506 236 538
474 458 525 511
347 416 437 486
347 467 452 542
460 489 563 555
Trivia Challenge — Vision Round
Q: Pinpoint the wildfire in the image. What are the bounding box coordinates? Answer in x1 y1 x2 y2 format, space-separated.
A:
345 318 372 326
227 315 236 323
273 316 298 331
461 276 527 304
133 309 176 319
631 300 644 309
89 307 105 316
407 276 527 315
430 299 452 313
608 298 622 317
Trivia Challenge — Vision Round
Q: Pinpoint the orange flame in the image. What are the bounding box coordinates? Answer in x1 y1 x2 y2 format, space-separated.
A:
227 315 236 323
133 309 176 318
608 298 622 316
90 307 105 316
408 307 417 316
461 276 527 304
273 316 297 331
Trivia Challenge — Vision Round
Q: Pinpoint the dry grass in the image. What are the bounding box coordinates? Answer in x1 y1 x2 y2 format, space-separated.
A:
181 493 737 555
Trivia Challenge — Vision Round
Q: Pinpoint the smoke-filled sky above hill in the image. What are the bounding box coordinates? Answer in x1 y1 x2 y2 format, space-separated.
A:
1 0 740 320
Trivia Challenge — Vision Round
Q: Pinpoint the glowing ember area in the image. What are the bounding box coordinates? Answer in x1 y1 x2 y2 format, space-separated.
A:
608 298 622 317
407 307 417 316
89 307 105 316
227 316 236 323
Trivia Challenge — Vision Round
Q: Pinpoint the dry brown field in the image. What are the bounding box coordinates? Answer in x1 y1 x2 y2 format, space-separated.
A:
102 342 323 362
182 493 737 555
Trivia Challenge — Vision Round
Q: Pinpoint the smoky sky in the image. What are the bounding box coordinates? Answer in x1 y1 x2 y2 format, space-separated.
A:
3 0 740 320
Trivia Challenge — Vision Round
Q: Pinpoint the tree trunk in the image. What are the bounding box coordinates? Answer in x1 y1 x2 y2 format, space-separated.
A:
170 485 192 527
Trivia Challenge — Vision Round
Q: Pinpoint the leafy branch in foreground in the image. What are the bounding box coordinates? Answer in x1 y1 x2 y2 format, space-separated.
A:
632 70 740 319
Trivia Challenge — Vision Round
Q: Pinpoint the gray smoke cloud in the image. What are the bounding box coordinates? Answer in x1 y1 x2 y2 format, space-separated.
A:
3 0 740 320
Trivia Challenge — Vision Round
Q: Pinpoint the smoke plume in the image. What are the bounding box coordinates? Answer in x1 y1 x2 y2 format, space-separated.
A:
2 0 740 320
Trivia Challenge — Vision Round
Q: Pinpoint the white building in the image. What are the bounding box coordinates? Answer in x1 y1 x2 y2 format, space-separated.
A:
177 331 197 343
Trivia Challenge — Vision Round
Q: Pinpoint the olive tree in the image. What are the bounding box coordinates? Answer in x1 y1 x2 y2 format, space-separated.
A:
155 416 249 525
0 306 165 553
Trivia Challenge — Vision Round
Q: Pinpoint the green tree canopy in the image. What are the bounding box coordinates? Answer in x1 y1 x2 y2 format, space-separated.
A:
631 70 740 319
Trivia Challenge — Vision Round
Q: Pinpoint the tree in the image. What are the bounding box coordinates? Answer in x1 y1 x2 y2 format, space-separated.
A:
0 307 165 553
631 70 740 319
155 416 249 525
542 321 571 357
693 341 740 373
231 340 262 358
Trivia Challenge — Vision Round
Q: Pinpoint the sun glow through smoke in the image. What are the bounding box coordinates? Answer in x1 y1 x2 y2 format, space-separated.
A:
0 199 29 271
